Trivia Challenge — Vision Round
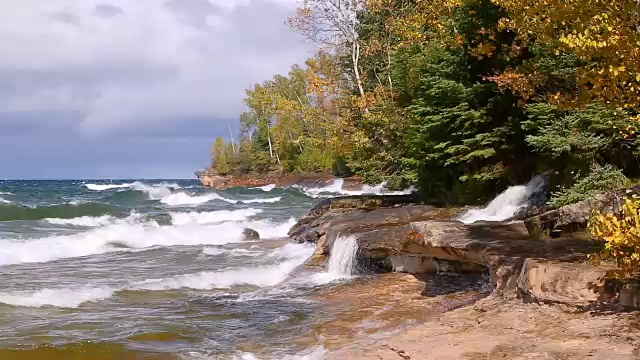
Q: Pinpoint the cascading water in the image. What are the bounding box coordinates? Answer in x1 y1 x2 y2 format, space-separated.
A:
327 235 359 277
458 175 548 224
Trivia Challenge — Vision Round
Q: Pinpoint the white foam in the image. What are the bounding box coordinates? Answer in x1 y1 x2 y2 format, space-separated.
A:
0 286 115 308
45 215 116 227
133 244 313 290
85 183 132 191
253 184 276 192
45 212 143 227
240 197 281 204
245 217 297 239
298 179 413 198
0 216 296 266
0 197 11 204
234 347 326 360
130 182 172 200
0 222 232 266
160 192 222 206
170 209 262 225
458 175 547 224
202 247 262 257
268 242 316 259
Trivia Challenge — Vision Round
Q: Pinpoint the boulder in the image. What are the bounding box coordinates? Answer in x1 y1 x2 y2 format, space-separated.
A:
524 186 640 238
517 259 617 306
241 228 260 240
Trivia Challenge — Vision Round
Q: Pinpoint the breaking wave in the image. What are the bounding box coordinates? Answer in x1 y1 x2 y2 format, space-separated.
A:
296 179 414 198
252 184 276 192
45 212 142 227
0 286 115 308
170 209 262 225
0 215 295 266
85 183 133 191
0 202 120 222
133 243 313 291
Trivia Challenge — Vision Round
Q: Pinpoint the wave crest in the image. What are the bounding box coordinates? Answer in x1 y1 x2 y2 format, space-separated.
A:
0 202 120 222
0 286 115 308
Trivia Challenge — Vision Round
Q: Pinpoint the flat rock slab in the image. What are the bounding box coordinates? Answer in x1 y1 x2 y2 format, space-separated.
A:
328 297 640 360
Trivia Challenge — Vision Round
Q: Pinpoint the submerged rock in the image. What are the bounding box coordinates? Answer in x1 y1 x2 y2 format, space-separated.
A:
241 228 260 240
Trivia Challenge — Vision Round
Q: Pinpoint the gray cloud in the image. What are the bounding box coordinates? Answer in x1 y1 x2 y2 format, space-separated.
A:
0 0 312 178
94 4 124 18
165 0 221 28
50 11 80 25
0 0 311 133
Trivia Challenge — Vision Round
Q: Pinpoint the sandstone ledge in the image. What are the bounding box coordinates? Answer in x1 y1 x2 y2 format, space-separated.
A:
328 296 640 360
291 194 638 308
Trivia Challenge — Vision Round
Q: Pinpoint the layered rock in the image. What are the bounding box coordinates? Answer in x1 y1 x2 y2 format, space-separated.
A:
292 194 640 307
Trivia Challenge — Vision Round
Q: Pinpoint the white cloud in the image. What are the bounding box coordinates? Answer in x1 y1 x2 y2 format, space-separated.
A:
0 0 311 132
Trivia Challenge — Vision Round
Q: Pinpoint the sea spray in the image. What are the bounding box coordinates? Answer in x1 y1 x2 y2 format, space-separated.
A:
296 179 414 198
85 183 133 191
327 235 359 277
458 175 548 224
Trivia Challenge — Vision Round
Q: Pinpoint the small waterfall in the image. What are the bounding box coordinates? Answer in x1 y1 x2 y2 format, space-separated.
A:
327 235 358 276
459 175 548 224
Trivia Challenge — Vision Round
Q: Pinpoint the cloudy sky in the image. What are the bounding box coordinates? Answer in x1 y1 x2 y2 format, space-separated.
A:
0 0 311 179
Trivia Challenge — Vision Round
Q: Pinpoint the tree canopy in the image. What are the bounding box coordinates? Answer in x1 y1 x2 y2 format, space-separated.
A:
207 0 640 205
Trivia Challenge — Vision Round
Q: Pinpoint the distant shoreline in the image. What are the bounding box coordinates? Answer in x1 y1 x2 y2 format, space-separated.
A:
194 171 363 190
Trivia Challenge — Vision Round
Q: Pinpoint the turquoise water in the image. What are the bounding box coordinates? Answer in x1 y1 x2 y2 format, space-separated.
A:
0 180 487 359
0 179 340 359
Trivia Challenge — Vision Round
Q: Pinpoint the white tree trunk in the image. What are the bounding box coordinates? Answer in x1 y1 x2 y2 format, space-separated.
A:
228 124 236 153
352 40 366 109
266 125 274 159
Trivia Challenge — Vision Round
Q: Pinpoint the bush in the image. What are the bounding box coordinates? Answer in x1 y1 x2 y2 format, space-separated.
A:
589 194 640 276
548 163 626 208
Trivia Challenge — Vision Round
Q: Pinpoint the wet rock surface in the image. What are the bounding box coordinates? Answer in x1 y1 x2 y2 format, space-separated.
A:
241 228 260 240
289 191 640 359
329 296 640 360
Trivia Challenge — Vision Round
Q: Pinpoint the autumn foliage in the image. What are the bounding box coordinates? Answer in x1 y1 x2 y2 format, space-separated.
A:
208 0 640 205
590 194 640 275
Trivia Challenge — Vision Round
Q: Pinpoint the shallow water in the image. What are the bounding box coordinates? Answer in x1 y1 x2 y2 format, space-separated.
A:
0 179 484 359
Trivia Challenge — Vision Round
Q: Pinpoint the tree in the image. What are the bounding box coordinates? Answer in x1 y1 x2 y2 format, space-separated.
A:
211 137 230 175
288 0 368 109
491 0 640 109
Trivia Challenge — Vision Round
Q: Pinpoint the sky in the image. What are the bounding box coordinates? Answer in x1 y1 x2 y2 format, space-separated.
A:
0 0 312 179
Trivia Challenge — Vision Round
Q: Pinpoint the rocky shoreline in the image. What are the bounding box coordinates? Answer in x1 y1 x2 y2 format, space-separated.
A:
287 191 640 359
194 171 363 190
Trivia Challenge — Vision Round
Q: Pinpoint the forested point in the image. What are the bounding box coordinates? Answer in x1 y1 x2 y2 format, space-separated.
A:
209 0 640 206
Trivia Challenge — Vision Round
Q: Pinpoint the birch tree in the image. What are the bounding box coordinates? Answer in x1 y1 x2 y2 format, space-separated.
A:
288 0 368 110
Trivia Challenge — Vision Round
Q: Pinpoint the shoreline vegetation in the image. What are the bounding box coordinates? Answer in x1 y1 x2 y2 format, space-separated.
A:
199 0 640 357
202 0 640 205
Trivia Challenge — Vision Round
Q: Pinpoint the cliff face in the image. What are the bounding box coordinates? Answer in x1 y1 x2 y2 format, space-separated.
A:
194 171 363 190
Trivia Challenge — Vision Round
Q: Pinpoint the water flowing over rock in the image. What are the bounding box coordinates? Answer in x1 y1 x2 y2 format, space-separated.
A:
290 191 640 308
327 236 358 276
458 174 550 224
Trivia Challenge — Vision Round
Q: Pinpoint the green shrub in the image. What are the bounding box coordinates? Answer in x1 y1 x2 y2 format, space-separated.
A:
548 163 626 208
